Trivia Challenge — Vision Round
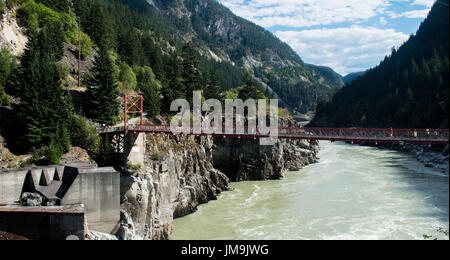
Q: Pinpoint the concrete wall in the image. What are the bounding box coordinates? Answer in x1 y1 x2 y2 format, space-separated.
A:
0 169 28 204
62 167 120 233
0 205 86 240
124 133 145 167
1 164 120 235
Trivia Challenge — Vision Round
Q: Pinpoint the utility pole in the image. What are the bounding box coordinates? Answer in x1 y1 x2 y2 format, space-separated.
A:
78 16 81 89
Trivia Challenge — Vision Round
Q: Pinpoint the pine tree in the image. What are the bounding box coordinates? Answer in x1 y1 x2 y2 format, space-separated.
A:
162 52 185 111
137 66 161 117
0 85 8 106
97 135 114 167
181 42 202 104
85 47 119 125
17 26 70 152
152 48 165 81
204 67 222 100
239 73 266 100
43 138 61 165
85 2 112 50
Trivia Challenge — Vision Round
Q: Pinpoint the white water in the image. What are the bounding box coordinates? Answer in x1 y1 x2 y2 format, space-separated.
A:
172 142 449 240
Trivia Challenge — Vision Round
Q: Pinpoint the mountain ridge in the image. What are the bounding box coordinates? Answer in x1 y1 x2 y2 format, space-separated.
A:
117 0 344 113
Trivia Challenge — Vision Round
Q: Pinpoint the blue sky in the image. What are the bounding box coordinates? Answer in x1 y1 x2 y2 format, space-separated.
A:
217 0 436 76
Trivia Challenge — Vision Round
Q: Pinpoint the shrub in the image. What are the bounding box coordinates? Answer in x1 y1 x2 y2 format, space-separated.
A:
127 163 142 171
151 152 160 161
69 115 100 154
0 86 9 106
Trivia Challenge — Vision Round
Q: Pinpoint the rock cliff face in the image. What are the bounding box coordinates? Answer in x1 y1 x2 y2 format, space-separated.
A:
119 134 229 240
212 138 318 181
0 7 28 56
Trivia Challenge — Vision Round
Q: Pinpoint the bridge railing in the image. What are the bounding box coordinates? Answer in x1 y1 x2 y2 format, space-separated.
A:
126 124 449 144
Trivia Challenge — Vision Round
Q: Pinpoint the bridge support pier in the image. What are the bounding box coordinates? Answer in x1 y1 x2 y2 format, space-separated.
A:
123 132 146 168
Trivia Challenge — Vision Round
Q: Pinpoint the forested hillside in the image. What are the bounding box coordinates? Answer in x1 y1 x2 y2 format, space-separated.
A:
311 0 449 129
111 0 344 113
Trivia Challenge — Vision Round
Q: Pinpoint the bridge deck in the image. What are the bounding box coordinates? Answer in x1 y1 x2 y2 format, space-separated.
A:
98 125 449 145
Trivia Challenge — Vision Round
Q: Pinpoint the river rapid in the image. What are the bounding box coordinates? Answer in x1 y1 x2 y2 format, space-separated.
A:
172 141 449 240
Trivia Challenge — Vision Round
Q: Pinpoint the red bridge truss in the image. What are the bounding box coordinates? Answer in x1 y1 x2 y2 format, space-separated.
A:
125 125 449 145
98 95 449 145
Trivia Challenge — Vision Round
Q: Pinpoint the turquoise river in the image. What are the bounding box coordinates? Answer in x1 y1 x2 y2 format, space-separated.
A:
172 142 449 240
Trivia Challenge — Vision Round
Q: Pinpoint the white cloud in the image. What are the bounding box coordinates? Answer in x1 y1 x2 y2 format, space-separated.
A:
219 0 391 28
411 0 435 7
389 8 431 18
276 27 410 75
217 0 429 74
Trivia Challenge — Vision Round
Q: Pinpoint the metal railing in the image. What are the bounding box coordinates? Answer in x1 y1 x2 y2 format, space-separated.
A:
123 125 449 144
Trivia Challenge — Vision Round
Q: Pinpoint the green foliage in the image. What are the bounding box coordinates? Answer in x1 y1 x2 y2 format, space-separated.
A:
311 1 449 129
19 0 93 57
0 85 8 106
182 42 202 104
17 25 71 152
0 48 17 94
84 47 119 125
127 162 141 170
2 0 23 11
150 152 160 161
204 66 223 101
0 48 14 104
238 74 268 101
35 0 69 12
0 1 5 16
69 115 100 154
136 66 161 117
162 51 185 111
118 62 137 91
42 139 60 164
96 135 114 167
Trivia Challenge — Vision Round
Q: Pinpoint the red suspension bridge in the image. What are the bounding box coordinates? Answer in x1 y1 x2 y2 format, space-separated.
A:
99 95 450 145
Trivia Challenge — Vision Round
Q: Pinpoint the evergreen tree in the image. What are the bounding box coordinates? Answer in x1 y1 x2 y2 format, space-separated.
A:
137 66 161 118
162 52 185 111
97 135 114 167
36 0 70 12
85 2 112 50
85 47 119 125
204 66 222 100
17 26 70 152
238 73 266 100
181 42 202 104
152 48 165 81
0 85 8 106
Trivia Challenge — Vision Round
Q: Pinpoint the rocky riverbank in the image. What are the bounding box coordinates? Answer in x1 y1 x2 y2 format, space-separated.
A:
388 143 449 174
362 142 449 174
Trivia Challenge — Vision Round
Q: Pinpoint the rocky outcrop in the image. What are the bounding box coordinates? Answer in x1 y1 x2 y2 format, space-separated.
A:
212 118 319 181
212 138 318 181
119 134 230 240
0 7 27 56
